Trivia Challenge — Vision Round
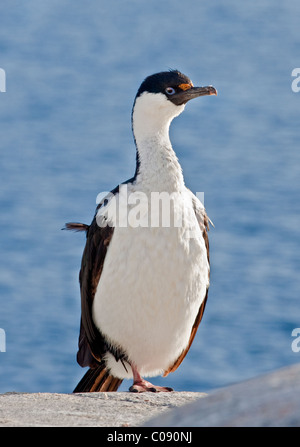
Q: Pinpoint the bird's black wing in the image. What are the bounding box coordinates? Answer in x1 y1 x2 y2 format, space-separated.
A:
65 215 114 368
64 182 123 369
78 217 115 367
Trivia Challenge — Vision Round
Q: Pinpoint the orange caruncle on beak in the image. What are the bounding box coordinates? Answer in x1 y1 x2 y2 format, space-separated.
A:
178 83 193 91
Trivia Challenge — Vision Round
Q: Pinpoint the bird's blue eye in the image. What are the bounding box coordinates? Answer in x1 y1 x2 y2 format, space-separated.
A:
165 87 176 95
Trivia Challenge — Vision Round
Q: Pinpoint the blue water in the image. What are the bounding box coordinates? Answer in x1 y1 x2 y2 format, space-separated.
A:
0 0 299 394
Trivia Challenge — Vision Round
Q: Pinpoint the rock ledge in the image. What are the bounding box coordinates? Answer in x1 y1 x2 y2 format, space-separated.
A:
0 364 299 427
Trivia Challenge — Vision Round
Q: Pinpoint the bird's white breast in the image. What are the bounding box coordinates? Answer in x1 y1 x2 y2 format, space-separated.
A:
92 186 209 379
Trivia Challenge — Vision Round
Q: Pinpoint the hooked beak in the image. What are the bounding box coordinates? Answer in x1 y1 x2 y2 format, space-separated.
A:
171 85 217 106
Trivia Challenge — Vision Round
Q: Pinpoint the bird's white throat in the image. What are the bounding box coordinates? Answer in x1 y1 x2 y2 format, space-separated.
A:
132 92 185 192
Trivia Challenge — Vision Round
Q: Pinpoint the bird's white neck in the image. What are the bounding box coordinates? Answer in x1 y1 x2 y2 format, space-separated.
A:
132 92 185 192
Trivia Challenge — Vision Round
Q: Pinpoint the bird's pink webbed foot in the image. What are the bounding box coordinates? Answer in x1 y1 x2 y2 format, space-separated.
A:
129 364 173 393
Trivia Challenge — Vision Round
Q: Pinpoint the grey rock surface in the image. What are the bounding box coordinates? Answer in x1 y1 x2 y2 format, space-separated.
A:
0 364 299 427
145 363 300 427
0 390 204 427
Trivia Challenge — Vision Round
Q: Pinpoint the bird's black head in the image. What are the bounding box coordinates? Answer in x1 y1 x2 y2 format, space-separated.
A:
136 70 217 106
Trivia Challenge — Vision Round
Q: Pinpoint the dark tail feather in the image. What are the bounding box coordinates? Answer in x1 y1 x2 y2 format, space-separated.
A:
63 222 90 232
73 361 123 393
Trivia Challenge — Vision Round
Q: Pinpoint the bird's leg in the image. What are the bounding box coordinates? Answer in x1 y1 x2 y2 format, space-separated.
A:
129 364 173 393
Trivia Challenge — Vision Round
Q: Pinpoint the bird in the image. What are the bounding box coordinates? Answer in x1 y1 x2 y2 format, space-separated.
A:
65 70 217 393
